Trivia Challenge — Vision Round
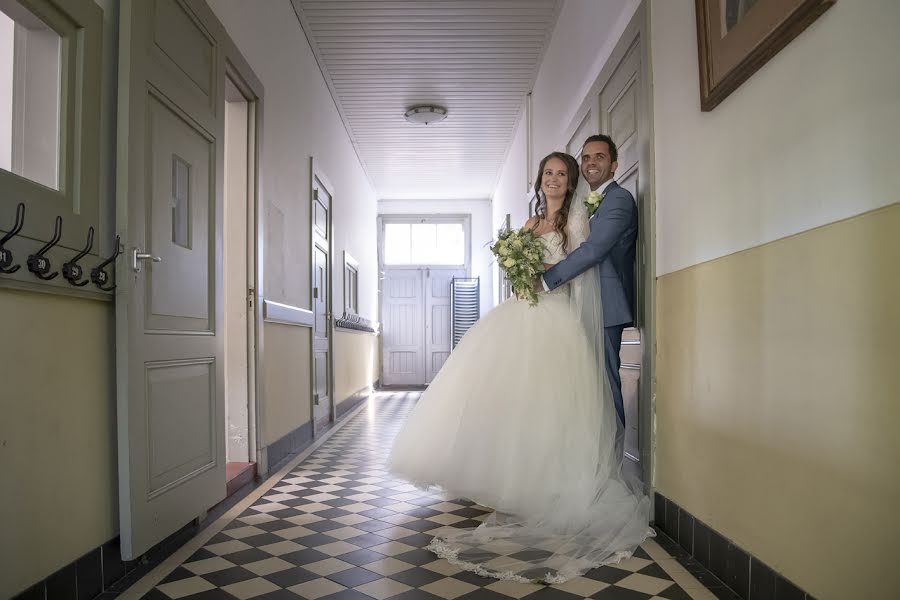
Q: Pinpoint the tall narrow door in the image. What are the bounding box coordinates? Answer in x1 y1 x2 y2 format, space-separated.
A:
312 243 331 427
116 0 227 559
382 268 424 385
311 175 333 430
598 34 647 465
425 268 465 382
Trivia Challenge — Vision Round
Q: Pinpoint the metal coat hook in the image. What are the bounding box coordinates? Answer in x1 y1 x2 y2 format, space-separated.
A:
27 215 62 280
91 234 121 292
62 226 95 286
0 202 25 274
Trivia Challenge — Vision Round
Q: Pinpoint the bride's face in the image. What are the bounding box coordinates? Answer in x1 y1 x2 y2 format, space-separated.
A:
540 158 568 202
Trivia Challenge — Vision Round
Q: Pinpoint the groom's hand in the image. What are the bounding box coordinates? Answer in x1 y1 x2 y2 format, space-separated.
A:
532 276 544 294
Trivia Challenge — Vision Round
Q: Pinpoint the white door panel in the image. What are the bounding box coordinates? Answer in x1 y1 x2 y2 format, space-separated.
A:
598 33 645 466
382 269 424 385
116 0 226 560
313 242 332 425
382 267 464 385
425 268 464 382
311 171 334 430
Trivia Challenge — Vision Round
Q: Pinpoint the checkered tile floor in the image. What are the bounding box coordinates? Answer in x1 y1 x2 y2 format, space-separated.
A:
136 392 717 600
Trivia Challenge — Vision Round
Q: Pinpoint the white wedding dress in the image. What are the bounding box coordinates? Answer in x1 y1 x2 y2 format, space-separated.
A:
388 205 654 583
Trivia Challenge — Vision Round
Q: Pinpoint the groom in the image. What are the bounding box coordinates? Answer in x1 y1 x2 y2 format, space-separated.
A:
539 134 638 428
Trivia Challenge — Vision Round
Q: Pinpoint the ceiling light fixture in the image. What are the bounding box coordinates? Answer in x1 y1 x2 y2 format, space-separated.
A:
404 105 447 125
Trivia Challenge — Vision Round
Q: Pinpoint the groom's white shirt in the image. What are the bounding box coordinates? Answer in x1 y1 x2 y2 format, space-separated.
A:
541 178 615 292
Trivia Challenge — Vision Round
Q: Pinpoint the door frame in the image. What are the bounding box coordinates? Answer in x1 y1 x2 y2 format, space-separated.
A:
309 157 335 434
376 214 472 386
560 1 656 487
221 52 265 467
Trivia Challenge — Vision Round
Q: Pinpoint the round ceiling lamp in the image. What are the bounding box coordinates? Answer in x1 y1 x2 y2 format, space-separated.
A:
404 105 447 125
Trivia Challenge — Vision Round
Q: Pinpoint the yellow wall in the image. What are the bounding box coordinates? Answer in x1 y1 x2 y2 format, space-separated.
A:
334 331 379 406
2 0 380 595
209 0 380 453
260 322 311 446
0 290 117 598
650 2 900 597
656 205 900 599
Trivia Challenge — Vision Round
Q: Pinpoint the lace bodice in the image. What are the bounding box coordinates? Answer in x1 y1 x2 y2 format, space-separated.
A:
540 231 567 265
540 232 569 297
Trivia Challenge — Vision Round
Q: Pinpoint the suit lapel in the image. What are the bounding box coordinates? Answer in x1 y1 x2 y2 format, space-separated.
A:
589 181 618 221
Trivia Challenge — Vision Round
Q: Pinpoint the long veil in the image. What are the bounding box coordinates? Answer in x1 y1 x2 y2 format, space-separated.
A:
426 180 653 584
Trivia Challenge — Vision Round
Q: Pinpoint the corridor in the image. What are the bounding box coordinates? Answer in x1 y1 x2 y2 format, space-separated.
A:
121 393 716 600
2 0 897 598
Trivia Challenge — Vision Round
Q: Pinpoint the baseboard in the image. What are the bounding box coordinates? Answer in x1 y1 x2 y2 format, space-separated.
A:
264 385 380 474
265 420 314 474
14 389 379 600
654 492 813 600
335 385 371 419
12 530 179 600
378 384 427 391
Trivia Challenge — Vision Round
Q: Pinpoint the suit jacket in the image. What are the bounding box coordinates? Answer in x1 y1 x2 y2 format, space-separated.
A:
543 181 638 328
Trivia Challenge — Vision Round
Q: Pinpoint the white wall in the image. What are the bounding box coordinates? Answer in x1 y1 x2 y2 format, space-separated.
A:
651 0 900 276
0 13 13 170
209 1 379 448
490 114 528 305
492 0 639 240
651 3 900 597
209 0 378 320
378 199 494 315
530 0 640 164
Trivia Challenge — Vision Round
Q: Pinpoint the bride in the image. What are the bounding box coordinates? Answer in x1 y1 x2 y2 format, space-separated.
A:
387 152 653 584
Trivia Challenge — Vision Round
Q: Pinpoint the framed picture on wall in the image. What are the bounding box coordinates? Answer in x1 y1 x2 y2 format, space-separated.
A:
695 0 836 111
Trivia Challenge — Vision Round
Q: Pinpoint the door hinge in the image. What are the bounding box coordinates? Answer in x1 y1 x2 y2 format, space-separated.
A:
248 287 255 308
313 287 319 299
313 392 319 405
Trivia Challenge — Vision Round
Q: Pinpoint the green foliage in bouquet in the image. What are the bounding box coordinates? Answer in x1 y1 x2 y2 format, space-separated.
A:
490 227 546 306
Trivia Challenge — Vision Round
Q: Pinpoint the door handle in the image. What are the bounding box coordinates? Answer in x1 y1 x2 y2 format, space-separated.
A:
132 248 162 272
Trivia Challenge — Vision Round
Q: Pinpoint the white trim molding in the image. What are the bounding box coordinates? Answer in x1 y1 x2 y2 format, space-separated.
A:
263 299 313 327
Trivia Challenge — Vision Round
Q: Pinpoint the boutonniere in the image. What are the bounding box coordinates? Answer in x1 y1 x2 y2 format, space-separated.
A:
585 191 605 218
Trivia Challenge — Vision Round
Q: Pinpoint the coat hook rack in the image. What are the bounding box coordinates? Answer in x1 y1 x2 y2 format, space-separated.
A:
62 226 95 286
27 215 62 280
91 234 120 292
0 202 25 274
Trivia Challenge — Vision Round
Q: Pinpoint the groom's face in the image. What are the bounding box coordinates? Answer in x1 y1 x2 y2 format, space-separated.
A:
580 141 617 191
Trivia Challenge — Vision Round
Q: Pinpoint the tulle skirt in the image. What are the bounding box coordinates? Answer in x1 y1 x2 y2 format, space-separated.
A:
388 292 653 583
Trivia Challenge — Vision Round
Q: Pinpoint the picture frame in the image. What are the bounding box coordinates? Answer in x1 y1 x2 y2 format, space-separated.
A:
695 0 836 111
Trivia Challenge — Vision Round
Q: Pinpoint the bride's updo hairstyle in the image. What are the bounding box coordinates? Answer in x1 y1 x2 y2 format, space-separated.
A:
533 151 580 251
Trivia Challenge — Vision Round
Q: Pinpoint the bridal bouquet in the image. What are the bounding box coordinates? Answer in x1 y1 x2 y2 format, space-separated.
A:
490 227 546 306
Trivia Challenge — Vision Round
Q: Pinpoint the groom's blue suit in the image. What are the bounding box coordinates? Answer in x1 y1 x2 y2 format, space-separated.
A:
543 180 638 427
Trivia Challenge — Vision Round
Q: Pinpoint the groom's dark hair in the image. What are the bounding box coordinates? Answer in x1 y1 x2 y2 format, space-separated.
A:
582 134 618 163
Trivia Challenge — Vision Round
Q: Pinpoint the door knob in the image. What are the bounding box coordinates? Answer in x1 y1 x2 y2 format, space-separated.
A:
132 247 162 272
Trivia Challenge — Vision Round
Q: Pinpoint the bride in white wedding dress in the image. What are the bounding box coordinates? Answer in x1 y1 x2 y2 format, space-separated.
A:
387 152 653 584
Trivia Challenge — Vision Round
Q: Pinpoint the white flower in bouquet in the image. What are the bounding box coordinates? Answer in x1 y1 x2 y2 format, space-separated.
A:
490 227 546 306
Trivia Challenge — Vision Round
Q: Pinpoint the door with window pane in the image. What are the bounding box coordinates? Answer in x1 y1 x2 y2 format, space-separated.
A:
381 217 469 386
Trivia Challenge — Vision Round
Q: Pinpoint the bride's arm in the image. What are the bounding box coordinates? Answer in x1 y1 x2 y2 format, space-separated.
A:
523 216 540 231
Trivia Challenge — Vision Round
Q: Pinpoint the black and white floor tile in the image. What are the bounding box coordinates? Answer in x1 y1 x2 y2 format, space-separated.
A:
123 393 720 600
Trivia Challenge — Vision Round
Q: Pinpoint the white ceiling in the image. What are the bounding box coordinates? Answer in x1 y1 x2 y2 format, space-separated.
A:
290 0 562 200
